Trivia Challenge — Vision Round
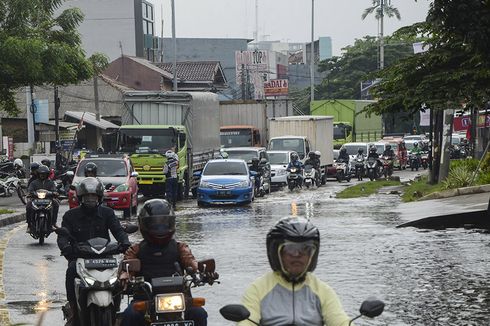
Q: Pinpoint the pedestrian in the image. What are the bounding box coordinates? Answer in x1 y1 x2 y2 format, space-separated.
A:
163 150 179 209
239 217 351 325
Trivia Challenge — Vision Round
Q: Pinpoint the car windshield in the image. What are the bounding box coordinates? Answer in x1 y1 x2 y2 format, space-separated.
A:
203 161 248 176
119 129 176 155
269 139 305 157
222 150 258 162
404 135 423 141
220 129 252 147
77 160 127 177
405 142 417 151
343 144 367 155
451 137 461 145
374 144 385 153
268 152 289 165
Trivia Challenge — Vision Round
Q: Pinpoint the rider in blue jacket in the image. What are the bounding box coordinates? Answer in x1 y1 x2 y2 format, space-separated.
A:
287 153 304 185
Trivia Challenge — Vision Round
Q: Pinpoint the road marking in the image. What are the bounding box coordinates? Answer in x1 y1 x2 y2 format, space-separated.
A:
0 224 25 325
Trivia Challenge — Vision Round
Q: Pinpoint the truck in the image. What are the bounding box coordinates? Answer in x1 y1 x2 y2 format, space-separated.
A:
219 100 291 147
310 99 383 148
117 91 221 198
268 116 334 183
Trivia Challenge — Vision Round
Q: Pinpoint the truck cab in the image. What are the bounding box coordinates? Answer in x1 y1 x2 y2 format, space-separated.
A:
220 125 261 148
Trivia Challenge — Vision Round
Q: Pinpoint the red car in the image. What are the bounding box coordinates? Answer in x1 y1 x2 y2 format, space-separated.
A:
68 155 139 217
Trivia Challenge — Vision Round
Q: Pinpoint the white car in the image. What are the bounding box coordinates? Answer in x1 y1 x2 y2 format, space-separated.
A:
267 150 297 188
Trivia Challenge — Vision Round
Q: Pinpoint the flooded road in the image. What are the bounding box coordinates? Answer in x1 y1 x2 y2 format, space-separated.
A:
2 173 490 325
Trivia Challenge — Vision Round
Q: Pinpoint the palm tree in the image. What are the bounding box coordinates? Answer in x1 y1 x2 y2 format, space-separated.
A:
361 0 401 69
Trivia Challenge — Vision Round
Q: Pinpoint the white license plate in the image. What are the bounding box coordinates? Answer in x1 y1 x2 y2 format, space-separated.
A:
151 321 194 326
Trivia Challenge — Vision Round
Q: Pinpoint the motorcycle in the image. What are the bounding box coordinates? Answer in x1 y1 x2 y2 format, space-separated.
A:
117 258 218 325
420 151 429 170
409 152 420 171
354 157 365 181
381 156 394 178
0 174 22 198
286 167 303 191
54 224 138 326
28 189 58 245
303 164 317 188
366 157 379 181
334 160 351 183
220 298 384 326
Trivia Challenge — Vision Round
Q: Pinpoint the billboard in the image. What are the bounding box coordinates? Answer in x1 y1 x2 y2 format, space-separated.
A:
33 99 49 124
264 79 289 97
236 50 269 99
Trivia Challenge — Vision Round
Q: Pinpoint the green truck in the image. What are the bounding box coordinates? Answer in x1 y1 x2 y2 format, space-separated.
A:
310 99 383 148
117 92 221 198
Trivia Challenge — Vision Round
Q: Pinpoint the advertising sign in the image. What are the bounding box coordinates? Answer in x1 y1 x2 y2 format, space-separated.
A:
33 99 49 124
236 50 269 100
453 114 490 131
264 79 289 97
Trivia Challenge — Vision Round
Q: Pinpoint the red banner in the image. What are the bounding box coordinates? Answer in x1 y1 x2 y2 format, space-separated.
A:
453 114 490 131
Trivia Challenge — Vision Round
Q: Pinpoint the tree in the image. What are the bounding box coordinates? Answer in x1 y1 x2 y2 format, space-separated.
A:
0 0 94 115
361 0 401 21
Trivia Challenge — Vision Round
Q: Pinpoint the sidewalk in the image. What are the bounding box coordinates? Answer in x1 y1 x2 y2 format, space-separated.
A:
0 210 25 228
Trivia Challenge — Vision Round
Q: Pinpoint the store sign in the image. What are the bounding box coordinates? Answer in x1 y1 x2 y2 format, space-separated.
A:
264 79 289 97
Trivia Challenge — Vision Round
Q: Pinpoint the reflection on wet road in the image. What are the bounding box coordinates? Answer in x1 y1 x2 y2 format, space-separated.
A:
2 176 490 325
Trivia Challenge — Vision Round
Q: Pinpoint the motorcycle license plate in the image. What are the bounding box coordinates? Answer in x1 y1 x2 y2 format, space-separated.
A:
151 321 194 326
84 258 117 269
34 199 51 205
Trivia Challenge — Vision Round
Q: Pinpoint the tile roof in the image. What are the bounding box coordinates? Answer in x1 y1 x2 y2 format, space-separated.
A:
156 61 227 84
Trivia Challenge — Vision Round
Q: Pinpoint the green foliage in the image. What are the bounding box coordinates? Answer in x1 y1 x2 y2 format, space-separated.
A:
401 175 444 202
479 153 490 172
442 165 474 189
336 179 401 199
361 0 401 21
0 0 94 115
449 158 479 171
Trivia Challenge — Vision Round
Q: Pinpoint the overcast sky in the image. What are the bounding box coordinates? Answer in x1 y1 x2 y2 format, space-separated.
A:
152 0 431 56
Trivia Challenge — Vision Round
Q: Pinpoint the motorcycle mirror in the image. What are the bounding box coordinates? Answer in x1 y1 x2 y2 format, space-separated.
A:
66 171 74 177
220 304 251 322
359 299 385 318
198 259 215 273
121 223 139 234
122 259 141 273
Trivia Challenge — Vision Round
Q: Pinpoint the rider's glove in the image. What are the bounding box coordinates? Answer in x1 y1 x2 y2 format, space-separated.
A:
118 243 131 254
61 245 78 259
204 272 219 285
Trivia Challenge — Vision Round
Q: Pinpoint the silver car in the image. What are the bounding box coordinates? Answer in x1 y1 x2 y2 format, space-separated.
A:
267 150 297 188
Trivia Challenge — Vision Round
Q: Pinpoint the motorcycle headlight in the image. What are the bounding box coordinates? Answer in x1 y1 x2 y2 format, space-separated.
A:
84 276 96 286
114 183 129 192
109 277 118 285
238 180 249 187
290 168 297 173
37 191 47 199
155 293 185 313
199 181 211 189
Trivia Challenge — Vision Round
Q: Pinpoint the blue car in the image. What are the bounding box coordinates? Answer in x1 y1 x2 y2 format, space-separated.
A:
196 159 255 207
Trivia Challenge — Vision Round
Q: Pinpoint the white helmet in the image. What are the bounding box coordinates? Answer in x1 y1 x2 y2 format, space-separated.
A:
13 158 23 168
165 150 175 159
315 151 321 158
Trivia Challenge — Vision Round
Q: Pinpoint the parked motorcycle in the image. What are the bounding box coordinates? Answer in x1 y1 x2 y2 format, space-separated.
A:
334 160 351 183
409 152 420 171
117 258 218 325
303 164 317 188
381 156 394 178
28 189 57 245
366 157 379 181
354 157 365 181
54 224 138 326
220 298 384 325
286 167 302 191
0 174 22 198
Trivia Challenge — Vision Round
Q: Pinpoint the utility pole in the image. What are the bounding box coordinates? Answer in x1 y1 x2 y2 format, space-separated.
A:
29 85 37 147
171 0 178 91
310 0 315 106
379 0 385 69
254 0 259 47
94 74 101 149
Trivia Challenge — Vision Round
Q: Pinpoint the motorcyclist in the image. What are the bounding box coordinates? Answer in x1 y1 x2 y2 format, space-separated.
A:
382 145 395 159
240 217 351 326
163 150 179 209
286 152 304 185
84 162 98 177
41 158 56 180
57 177 131 326
26 165 59 231
13 158 26 178
304 152 321 185
367 145 379 160
354 148 366 181
249 157 263 191
337 147 350 164
27 162 40 187
411 142 422 155
355 148 365 160
119 199 213 326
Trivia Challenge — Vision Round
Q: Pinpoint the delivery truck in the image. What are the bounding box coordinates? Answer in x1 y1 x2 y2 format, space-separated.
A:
268 116 334 183
118 91 221 198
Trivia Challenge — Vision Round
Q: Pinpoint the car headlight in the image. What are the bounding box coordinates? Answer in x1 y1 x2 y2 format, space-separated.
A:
114 183 129 192
238 180 249 187
199 181 212 189
155 293 185 313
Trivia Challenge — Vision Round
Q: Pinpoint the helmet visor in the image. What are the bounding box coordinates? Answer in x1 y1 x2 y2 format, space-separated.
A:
278 240 317 279
142 215 175 237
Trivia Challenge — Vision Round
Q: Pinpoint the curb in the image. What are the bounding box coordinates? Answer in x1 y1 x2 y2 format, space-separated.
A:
419 184 490 201
0 211 25 228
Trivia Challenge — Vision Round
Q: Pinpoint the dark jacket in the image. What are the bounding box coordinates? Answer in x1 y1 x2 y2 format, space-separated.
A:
337 152 349 163
382 149 395 158
28 179 56 194
304 158 320 169
57 205 130 254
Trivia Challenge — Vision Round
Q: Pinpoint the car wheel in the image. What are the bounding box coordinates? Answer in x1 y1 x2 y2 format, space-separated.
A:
197 201 205 207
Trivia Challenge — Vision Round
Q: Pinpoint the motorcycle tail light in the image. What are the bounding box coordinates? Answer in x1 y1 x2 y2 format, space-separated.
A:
155 293 185 313
192 297 205 307
132 301 148 312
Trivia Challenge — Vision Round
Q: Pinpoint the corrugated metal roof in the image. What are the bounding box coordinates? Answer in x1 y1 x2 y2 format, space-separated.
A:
64 111 119 130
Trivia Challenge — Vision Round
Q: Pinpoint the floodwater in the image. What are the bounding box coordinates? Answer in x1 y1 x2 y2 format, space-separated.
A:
172 184 490 325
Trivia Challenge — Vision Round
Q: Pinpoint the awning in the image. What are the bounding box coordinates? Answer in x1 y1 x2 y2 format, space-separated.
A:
64 111 119 130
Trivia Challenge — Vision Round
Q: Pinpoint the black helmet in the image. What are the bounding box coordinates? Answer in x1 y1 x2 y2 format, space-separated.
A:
77 177 104 202
30 162 40 171
340 148 347 154
357 148 364 154
369 146 377 153
266 217 320 283
308 152 315 159
41 159 51 167
251 157 260 165
138 199 176 246
386 145 392 150
413 142 419 147
84 162 98 177
37 165 50 180
290 153 299 162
